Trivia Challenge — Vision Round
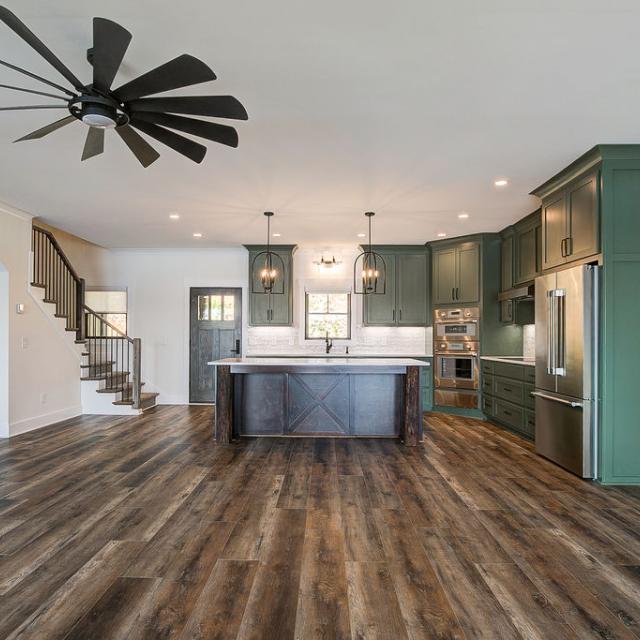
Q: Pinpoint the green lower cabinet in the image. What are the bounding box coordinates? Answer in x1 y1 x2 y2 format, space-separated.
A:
419 360 433 411
481 360 535 440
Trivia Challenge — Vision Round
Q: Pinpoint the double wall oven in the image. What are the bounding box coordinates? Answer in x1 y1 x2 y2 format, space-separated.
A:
434 307 480 409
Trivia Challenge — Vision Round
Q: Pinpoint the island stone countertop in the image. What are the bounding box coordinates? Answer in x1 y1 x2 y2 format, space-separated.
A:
209 357 430 373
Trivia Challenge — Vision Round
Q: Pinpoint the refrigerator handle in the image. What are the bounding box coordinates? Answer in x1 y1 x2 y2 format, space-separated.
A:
531 391 583 408
555 289 566 376
546 291 555 374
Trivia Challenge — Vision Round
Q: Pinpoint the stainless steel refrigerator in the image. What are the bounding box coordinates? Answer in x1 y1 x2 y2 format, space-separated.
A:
534 264 599 478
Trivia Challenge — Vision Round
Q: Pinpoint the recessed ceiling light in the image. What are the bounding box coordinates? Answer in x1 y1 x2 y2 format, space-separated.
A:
272 233 281 237
437 232 447 238
357 233 366 238
494 179 508 187
458 212 469 219
192 232 202 238
169 213 180 220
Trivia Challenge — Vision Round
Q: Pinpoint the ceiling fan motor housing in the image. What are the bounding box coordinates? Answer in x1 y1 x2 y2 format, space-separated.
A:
81 101 118 129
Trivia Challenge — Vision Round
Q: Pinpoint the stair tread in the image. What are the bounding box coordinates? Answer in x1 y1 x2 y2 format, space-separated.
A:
96 382 144 394
80 361 115 368
81 371 130 381
112 392 158 407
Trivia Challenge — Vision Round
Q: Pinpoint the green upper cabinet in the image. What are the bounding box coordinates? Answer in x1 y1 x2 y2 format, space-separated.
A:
245 245 296 326
514 210 542 284
397 253 428 324
432 241 480 304
363 247 427 326
363 254 396 325
432 247 457 305
500 230 514 292
540 171 600 270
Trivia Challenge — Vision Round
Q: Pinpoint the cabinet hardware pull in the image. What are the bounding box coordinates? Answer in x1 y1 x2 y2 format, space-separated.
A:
503 387 512 392
399 309 402 321
567 236 573 256
503 410 512 416
451 287 455 301
456 287 459 300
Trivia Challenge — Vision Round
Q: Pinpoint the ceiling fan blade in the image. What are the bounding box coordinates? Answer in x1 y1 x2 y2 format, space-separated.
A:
0 6 84 92
130 112 238 147
81 127 104 161
14 115 76 142
0 83 69 101
129 118 206 163
0 104 68 111
127 95 248 120
0 60 76 96
115 124 160 167
92 18 132 93
113 54 216 102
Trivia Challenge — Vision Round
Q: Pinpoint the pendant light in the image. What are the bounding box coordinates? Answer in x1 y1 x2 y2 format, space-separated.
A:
251 211 285 294
354 211 386 295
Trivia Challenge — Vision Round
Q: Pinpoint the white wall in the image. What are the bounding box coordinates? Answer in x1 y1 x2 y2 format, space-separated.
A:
108 248 248 404
0 203 81 436
0 264 8 437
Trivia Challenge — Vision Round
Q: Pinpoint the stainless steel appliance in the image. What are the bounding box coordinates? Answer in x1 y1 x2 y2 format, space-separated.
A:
434 307 480 409
534 264 599 478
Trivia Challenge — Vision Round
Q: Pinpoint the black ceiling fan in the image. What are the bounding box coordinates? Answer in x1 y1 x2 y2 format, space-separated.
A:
0 6 248 166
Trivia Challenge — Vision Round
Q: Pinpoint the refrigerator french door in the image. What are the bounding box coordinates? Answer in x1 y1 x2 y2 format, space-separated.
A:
534 264 599 478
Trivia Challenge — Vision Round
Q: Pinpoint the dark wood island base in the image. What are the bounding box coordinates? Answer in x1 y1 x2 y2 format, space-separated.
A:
211 359 428 446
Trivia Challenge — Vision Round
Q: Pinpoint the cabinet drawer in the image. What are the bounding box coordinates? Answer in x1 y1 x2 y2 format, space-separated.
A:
524 367 535 383
482 394 495 417
494 377 524 404
495 399 524 431
481 360 494 375
482 374 494 395
524 383 535 410
493 361 526 380
524 409 536 438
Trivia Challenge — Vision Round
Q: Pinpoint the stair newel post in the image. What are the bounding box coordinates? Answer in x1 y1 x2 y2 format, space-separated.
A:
76 278 86 342
132 338 141 409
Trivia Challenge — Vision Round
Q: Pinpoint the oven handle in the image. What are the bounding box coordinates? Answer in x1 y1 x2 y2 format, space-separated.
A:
436 352 478 357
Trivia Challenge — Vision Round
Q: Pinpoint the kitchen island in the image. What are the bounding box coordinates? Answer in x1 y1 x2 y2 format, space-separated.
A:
209 357 430 446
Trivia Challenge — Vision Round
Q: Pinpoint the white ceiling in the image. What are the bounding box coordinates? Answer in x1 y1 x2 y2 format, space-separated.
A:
1 0 639 248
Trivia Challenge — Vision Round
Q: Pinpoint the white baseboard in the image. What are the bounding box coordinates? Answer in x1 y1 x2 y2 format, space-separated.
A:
9 405 82 437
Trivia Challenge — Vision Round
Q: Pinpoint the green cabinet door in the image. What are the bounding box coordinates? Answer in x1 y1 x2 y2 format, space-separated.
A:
397 253 427 325
500 234 514 291
515 223 539 284
567 172 599 261
432 248 456 305
542 193 567 270
269 252 292 325
247 247 294 326
363 254 396 325
456 243 480 303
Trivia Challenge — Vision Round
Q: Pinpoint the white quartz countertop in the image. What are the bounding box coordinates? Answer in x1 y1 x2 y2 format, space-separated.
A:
481 356 535 367
209 357 430 368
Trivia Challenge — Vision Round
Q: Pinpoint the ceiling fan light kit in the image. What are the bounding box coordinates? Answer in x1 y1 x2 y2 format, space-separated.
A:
0 6 248 166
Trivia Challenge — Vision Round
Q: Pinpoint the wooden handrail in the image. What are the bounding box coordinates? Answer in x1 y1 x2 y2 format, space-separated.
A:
83 304 133 341
32 226 82 285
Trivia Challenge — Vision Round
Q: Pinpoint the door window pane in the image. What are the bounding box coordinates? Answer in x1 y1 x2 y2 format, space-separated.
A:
210 296 222 321
198 295 210 320
223 296 235 321
305 293 351 339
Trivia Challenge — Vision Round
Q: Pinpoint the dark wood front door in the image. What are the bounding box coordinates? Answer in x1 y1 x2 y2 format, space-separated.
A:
189 287 242 403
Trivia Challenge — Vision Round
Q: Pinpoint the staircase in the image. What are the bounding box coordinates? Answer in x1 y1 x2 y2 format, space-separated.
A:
30 226 158 414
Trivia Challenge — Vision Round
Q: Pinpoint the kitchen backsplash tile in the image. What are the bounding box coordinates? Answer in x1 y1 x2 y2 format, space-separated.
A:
523 324 535 359
247 325 433 355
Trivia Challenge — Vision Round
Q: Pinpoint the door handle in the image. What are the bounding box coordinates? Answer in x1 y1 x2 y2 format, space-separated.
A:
531 391 583 408
230 339 240 355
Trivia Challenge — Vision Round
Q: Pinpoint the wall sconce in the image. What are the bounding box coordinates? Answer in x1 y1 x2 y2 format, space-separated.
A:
313 256 341 272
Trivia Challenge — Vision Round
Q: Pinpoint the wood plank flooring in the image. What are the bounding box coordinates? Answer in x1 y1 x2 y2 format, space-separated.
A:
1 406 640 639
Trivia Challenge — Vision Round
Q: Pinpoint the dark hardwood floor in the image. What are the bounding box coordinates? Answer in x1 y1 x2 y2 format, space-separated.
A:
1 406 640 639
